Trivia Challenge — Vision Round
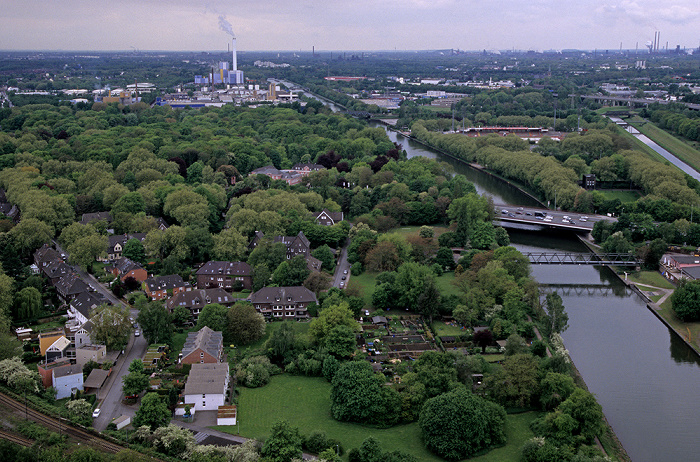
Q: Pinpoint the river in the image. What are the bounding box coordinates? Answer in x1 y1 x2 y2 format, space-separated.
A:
376 123 700 462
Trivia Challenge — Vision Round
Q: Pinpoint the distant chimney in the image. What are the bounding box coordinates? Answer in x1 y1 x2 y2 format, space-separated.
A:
232 37 237 71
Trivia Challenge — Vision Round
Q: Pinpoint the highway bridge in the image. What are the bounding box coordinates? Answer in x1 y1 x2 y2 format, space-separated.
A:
575 94 700 111
494 205 615 233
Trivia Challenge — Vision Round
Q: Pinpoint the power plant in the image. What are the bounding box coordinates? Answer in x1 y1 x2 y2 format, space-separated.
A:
194 18 245 87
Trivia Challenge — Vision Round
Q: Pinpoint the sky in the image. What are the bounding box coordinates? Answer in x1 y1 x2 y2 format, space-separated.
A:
0 0 699 52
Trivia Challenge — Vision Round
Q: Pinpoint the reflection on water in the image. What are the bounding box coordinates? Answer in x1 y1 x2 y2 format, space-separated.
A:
669 329 700 366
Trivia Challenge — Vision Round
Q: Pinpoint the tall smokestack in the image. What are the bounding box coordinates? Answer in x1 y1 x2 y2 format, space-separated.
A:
232 37 237 71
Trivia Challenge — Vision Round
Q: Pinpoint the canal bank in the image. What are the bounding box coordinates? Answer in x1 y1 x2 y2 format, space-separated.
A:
303 86 700 461
374 121 700 462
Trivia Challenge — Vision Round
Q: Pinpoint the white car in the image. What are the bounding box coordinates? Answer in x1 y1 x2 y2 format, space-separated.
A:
92 408 101 418
343 269 348 274
580 216 588 222
134 330 140 337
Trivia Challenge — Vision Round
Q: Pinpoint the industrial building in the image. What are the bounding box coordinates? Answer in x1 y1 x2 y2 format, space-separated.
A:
195 38 244 85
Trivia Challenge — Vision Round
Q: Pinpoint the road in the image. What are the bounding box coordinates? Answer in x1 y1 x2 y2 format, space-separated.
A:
493 205 614 232
332 237 351 289
52 240 146 430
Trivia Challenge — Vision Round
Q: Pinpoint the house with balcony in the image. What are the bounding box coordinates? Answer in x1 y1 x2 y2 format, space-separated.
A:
144 275 190 301
249 286 316 320
196 261 252 291
165 288 235 324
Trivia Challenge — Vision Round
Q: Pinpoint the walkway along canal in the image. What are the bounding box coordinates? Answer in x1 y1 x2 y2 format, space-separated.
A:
375 123 700 462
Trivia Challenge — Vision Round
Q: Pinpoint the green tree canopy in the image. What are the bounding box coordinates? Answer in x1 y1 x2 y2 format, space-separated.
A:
419 387 506 461
226 302 266 345
133 392 171 430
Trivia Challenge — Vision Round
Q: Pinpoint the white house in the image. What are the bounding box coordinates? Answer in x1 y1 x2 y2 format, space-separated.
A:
53 364 84 399
183 363 230 411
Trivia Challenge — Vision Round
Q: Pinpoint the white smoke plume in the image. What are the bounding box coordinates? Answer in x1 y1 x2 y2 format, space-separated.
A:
218 15 235 37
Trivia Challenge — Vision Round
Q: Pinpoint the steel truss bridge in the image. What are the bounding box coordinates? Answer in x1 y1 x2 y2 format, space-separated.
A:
526 252 638 266
539 284 629 297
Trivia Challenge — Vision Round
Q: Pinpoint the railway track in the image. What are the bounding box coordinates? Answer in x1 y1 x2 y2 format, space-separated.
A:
0 429 33 447
0 392 125 454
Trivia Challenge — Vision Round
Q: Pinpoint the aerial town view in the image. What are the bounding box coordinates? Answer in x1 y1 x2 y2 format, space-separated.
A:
1 1 700 462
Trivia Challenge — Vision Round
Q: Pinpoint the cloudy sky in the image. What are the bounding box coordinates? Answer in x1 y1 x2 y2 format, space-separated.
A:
1 0 698 52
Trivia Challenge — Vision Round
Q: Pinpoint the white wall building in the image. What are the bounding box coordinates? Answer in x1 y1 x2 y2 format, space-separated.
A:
183 363 230 411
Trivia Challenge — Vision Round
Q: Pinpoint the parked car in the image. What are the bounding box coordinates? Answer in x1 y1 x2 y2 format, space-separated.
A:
134 330 140 337
92 408 101 418
343 269 348 274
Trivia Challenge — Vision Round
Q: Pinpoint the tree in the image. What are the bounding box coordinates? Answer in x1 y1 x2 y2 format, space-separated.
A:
473 328 493 353
122 238 146 264
493 246 531 281
260 420 303 462
447 193 490 246
122 369 149 397
331 361 400 426
303 271 332 295
125 357 144 375
196 303 229 331
137 302 173 345
312 245 336 272
152 424 196 458
172 305 191 327
91 304 132 350
671 279 700 322
133 392 171 430
433 247 455 271
13 287 42 320
266 322 298 365
556 388 605 442
539 372 576 411
252 263 272 292
309 303 357 343
542 293 569 338
483 353 540 408
226 302 265 345
419 387 506 461
212 228 247 261
66 399 93 426
324 325 356 359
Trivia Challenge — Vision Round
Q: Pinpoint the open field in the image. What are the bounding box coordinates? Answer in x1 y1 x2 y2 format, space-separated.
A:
624 271 675 290
218 374 538 461
432 320 466 336
597 190 642 203
633 121 700 173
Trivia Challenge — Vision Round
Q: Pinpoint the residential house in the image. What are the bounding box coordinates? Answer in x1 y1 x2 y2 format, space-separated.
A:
183 362 230 411
79 212 112 226
196 261 252 291
75 344 107 367
249 165 303 185
180 326 223 364
55 273 89 302
73 320 94 349
248 230 265 250
43 260 74 286
109 257 148 283
103 233 147 261
274 231 311 260
312 209 344 226
37 358 71 389
52 363 84 399
249 286 316 320
45 336 71 363
289 163 325 176
144 275 190 301
307 255 322 273
165 288 235 324
664 255 700 269
34 244 61 269
69 292 103 326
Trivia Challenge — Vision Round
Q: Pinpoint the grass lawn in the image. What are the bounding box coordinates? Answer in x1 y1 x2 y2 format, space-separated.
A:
624 271 675 290
610 124 667 163
233 321 311 357
435 272 460 297
348 272 379 306
432 321 467 337
391 225 450 237
633 121 700 173
596 190 642 203
216 374 538 461
655 298 700 353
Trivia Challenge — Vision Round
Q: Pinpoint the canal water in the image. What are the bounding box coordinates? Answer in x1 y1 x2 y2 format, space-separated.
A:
378 124 700 462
